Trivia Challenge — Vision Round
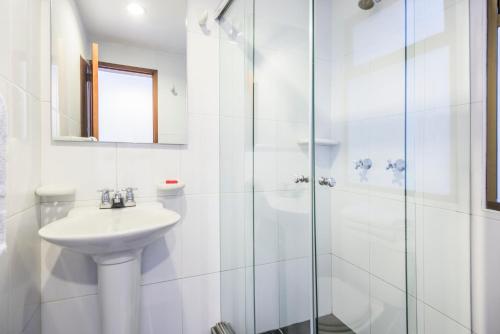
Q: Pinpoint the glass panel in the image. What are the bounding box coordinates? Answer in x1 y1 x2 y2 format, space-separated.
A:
314 1 408 333
253 0 313 332
406 0 471 332
219 0 255 333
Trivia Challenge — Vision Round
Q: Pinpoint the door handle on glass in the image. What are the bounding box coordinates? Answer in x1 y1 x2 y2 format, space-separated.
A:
318 177 336 188
294 175 309 183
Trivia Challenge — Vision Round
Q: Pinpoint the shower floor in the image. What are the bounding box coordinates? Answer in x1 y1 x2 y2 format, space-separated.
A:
260 313 354 334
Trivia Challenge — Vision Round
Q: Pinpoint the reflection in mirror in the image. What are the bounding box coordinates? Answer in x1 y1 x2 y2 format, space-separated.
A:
51 0 187 144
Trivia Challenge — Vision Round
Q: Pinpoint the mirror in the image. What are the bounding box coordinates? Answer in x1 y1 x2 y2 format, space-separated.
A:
51 0 187 144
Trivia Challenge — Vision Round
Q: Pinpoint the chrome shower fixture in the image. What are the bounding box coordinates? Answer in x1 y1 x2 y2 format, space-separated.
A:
358 0 382 10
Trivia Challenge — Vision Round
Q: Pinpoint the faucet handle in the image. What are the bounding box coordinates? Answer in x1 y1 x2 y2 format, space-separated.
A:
97 188 112 199
122 187 137 207
97 189 113 209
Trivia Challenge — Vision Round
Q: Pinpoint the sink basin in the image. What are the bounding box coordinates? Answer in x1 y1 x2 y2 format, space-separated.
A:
39 203 180 257
39 202 180 334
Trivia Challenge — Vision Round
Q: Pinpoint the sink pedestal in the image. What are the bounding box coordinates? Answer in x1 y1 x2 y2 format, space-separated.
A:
38 204 181 334
93 250 143 334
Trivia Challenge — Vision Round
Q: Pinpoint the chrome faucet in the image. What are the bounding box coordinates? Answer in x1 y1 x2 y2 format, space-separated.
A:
98 188 137 209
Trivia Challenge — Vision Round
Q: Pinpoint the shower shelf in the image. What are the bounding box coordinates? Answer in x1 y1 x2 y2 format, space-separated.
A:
297 138 340 146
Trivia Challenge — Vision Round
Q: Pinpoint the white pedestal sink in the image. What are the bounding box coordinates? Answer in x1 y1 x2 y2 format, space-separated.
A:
39 203 180 334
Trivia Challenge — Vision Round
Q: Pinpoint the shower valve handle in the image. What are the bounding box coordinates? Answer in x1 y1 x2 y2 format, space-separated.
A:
386 159 406 172
354 158 372 170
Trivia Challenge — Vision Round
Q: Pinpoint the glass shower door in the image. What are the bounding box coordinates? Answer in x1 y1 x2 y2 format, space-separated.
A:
252 0 315 332
313 1 410 333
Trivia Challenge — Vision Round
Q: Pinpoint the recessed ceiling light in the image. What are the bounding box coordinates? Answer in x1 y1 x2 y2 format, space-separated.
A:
127 3 145 16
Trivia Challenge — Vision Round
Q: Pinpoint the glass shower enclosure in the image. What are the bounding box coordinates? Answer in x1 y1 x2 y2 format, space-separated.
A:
219 0 471 333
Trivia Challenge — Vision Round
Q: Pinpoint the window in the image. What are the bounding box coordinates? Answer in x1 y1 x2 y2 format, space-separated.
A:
487 0 500 209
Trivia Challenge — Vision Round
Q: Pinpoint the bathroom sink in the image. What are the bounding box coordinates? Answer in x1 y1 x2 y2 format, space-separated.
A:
39 203 180 257
38 202 181 334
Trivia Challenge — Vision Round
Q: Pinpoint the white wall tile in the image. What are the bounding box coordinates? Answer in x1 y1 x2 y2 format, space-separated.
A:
276 191 310 261
421 105 470 213
315 186 332 256
220 116 252 194
181 194 220 277
331 191 370 271
142 196 183 284
41 102 117 201
180 114 219 195
42 295 100 334
255 262 279 333
41 239 97 303
116 144 181 199
181 273 221 334
254 0 309 55
421 206 470 328
254 120 277 192
254 192 279 265
279 258 311 328
471 215 500 334
317 254 332 317
6 207 41 334
0 241 8 334
141 280 183 334
331 255 370 334
370 277 406 334
423 304 470 334
369 196 406 290
1 78 41 217
0 0 42 99
220 268 247 334
187 32 219 116
220 193 248 271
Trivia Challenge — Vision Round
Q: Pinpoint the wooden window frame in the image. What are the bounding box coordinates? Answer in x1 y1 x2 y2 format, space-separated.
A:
487 0 500 209
97 61 159 144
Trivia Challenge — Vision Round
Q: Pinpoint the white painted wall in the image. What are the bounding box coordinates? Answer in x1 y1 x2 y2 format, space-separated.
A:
39 0 222 333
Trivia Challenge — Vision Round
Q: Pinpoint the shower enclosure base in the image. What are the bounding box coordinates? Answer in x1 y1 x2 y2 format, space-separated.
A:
260 314 354 334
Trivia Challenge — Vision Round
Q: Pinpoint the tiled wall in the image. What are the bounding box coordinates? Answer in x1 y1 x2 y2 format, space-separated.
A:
0 0 43 333
38 0 223 333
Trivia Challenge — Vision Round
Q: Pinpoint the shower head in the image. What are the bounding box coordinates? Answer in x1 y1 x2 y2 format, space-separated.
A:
358 0 381 10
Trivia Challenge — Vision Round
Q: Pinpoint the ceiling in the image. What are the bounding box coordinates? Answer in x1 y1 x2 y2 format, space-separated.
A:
75 0 186 54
